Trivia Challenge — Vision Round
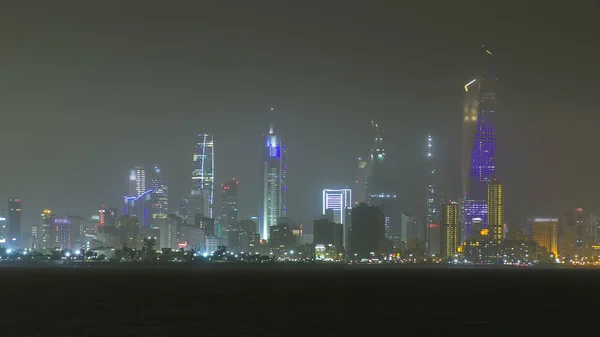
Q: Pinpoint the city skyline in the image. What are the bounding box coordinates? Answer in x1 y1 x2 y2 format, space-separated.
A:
0 2 597 234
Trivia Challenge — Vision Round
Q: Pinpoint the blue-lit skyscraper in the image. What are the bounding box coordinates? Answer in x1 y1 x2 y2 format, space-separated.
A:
259 123 287 240
461 46 497 240
191 134 215 219
124 166 152 227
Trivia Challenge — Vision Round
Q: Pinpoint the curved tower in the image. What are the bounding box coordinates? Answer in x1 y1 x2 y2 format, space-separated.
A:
461 46 498 240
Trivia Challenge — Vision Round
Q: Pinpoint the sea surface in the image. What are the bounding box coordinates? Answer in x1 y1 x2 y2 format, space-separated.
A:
0 264 593 336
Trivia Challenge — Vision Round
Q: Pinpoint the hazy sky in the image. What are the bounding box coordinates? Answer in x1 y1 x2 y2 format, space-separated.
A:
0 1 598 230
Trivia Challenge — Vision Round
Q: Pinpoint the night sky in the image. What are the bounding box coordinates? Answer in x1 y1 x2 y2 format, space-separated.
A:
0 1 598 231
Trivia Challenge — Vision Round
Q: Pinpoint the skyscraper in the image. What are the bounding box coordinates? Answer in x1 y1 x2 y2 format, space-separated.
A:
487 179 504 244
354 156 370 206
442 201 460 258
366 121 397 238
322 188 352 248
151 165 169 223
8 198 21 248
0 210 7 244
461 46 498 240
322 189 352 225
124 166 152 227
425 134 439 250
259 123 287 240
129 166 147 198
39 209 55 251
191 133 215 219
532 217 559 258
221 178 239 234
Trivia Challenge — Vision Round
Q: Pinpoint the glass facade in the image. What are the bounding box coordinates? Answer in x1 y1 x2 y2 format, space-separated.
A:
259 125 287 240
191 134 215 218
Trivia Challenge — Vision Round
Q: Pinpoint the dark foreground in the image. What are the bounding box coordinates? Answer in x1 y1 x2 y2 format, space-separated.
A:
0 264 593 336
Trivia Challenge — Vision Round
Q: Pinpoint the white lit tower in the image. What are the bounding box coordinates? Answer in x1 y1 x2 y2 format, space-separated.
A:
259 121 288 240
191 133 215 219
425 134 440 255
124 166 153 227
151 165 169 223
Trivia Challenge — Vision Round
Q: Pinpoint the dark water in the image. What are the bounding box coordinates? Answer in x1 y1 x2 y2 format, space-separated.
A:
0 264 594 336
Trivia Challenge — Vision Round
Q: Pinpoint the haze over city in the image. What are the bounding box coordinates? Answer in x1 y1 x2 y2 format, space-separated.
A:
1 1 598 232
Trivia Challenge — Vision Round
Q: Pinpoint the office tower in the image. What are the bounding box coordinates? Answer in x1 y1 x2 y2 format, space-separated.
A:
442 202 460 258
269 221 296 255
0 210 6 244
228 220 256 253
116 215 141 249
259 123 288 240
562 208 584 258
314 218 344 250
129 166 147 197
461 47 498 239
39 209 55 251
151 165 169 223
125 166 152 227
425 134 439 248
8 198 21 248
532 217 559 258
186 196 204 225
366 121 397 239
322 189 352 224
179 199 189 222
221 178 239 234
349 203 386 259
354 156 370 206
159 214 180 250
191 133 215 218
53 217 72 250
487 179 504 244
574 208 585 256
427 223 441 257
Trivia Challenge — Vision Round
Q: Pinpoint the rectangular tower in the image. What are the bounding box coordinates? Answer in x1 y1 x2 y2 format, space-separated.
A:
442 202 460 258
8 198 21 248
532 217 558 258
487 180 504 244
259 124 287 240
191 133 215 218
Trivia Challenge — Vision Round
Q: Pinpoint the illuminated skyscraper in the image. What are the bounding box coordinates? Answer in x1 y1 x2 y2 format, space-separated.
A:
191 133 215 218
322 189 352 225
259 123 287 240
366 121 397 238
124 166 152 227
129 166 147 197
39 209 55 251
151 165 169 222
322 188 352 248
221 178 239 235
354 157 370 206
532 217 558 258
461 46 498 239
0 210 6 244
425 134 439 252
442 202 460 258
8 198 21 248
486 179 503 244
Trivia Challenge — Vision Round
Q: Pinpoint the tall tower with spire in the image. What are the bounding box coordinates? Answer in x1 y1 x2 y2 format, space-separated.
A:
259 113 288 240
461 46 498 241
365 121 397 238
